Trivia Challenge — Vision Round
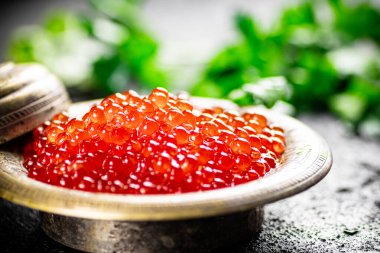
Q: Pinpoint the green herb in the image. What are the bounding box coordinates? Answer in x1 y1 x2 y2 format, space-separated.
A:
8 0 168 97
192 0 380 137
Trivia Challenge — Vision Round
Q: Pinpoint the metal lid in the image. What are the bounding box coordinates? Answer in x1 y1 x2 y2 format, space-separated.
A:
0 62 70 144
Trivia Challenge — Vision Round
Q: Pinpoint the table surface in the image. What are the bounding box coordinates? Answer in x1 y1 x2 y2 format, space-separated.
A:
1 114 379 253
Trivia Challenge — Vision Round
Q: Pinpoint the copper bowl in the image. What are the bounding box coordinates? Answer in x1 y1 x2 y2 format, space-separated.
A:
0 99 332 253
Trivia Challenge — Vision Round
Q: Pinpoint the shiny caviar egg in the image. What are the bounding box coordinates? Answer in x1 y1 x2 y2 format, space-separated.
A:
23 87 286 194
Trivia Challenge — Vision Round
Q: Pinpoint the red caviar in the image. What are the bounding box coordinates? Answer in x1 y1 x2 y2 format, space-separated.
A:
23 88 286 194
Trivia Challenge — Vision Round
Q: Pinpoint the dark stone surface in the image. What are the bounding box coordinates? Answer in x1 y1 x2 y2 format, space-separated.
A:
1 114 379 253
244 114 380 253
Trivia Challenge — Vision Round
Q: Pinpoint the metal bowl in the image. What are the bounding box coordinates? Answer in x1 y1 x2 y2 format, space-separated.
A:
0 100 332 253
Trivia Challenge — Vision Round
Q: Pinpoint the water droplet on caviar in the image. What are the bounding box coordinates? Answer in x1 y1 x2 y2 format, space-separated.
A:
232 173 246 185
112 127 129 145
248 135 262 149
138 99 155 113
264 155 276 169
46 126 64 143
213 118 229 131
176 99 193 111
253 114 267 127
183 110 196 127
248 120 264 132
123 90 141 105
90 106 106 124
189 129 203 145
211 139 228 153
128 110 144 129
219 130 235 146
152 153 171 173
231 137 251 154
105 103 123 121
198 113 213 122
259 134 273 150
166 109 184 127
242 125 257 135
139 117 160 136
181 154 198 174
55 132 68 145
173 126 189 145
242 112 254 121
234 127 249 139
67 119 85 133
148 87 169 108
247 169 260 180
235 154 251 172
231 117 245 128
216 152 234 171
252 160 268 176
261 127 273 137
272 137 285 155
197 145 213 165
251 147 261 160
165 142 178 156
201 122 219 136
52 112 69 124
114 93 127 103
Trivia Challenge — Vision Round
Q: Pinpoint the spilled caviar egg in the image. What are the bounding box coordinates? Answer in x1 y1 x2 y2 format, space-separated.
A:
23 87 286 194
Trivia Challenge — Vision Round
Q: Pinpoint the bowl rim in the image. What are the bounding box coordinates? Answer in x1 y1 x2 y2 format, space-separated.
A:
0 100 332 221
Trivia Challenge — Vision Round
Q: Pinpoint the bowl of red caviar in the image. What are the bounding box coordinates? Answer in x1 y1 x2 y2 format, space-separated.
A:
0 88 332 253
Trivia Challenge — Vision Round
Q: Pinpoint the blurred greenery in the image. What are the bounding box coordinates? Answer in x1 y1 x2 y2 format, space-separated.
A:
9 0 168 97
8 0 380 137
192 0 380 137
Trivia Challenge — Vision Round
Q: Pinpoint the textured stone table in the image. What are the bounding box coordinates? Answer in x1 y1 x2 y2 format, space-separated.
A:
1 114 379 253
